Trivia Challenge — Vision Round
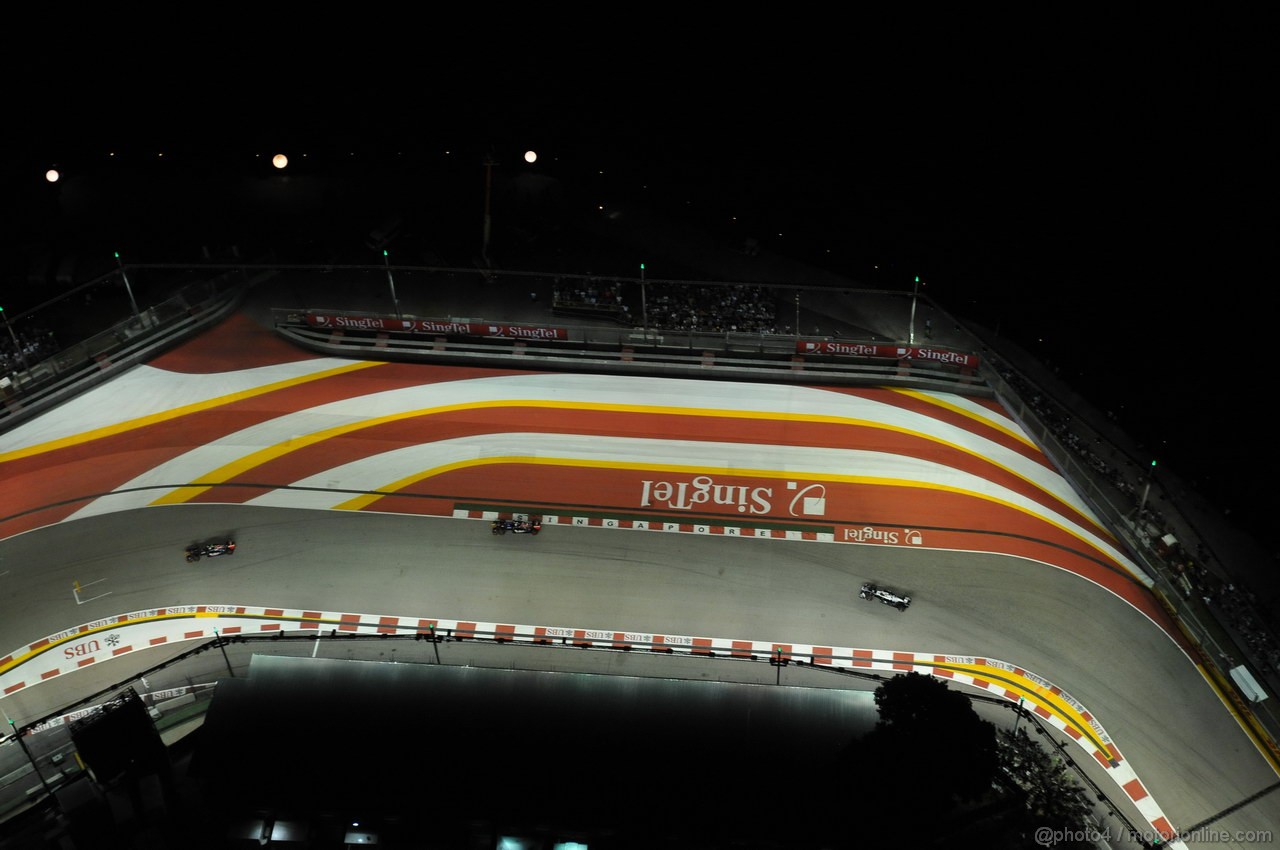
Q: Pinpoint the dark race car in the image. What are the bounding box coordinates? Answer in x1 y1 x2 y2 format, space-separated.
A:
859 582 910 611
491 517 541 535
185 540 236 562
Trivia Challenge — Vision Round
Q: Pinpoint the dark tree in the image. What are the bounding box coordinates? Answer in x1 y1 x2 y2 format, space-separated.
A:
825 671 999 840
992 727 1095 846
871 672 998 805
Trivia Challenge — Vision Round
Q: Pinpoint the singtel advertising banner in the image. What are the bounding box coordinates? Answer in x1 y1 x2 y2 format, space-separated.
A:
306 313 569 341
796 340 978 368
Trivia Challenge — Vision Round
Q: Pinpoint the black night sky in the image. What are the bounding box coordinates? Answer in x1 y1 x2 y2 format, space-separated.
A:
2 27 1271 542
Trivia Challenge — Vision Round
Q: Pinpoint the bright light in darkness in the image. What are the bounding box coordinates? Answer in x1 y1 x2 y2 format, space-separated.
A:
497 838 540 850
45 169 60 183
524 150 537 164
272 153 289 169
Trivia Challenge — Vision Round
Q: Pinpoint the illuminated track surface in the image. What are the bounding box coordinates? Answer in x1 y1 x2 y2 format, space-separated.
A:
1 312 1277 845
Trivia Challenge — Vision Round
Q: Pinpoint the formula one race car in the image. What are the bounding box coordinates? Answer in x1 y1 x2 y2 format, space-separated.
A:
491 518 541 535
185 541 237 562
859 582 910 611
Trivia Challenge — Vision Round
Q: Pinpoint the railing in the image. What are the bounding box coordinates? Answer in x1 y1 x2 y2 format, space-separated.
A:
0 270 253 434
0 628 1141 835
2 261 1276 822
977 351 1280 751
272 308 994 395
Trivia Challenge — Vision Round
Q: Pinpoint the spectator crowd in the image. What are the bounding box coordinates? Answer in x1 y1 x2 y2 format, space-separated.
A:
997 363 1280 678
551 279 629 323
552 280 784 336
1 320 57 379
637 283 780 334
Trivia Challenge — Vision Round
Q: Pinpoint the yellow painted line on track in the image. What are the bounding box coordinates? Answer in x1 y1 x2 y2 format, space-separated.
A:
1195 662 1280 776
0 610 348 677
155 399 1057 512
893 388 1038 449
148 400 558 504
2 608 1116 765
0 360 385 465
939 660 1111 755
336 457 1117 564
348 457 1045 513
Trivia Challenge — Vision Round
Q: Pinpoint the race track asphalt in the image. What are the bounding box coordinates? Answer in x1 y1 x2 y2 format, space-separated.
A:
2 287 1278 847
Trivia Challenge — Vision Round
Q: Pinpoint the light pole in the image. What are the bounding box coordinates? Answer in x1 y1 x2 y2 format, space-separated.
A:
428 623 440 664
3 708 53 797
482 151 498 267
382 249 401 320
213 629 235 678
908 275 920 344
113 251 141 321
1135 459 1158 519
640 262 647 331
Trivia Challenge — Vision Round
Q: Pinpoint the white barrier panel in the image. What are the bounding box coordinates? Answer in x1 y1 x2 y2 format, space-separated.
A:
1230 665 1269 703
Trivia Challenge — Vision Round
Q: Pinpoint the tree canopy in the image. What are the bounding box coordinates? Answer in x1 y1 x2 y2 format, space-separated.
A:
823 671 999 842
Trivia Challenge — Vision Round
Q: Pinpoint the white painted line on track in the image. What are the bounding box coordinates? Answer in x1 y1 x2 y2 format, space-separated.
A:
72 578 111 605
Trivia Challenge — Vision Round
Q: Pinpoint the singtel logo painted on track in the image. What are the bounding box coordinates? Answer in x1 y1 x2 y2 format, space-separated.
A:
639 476 828 517
841 527 925 545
